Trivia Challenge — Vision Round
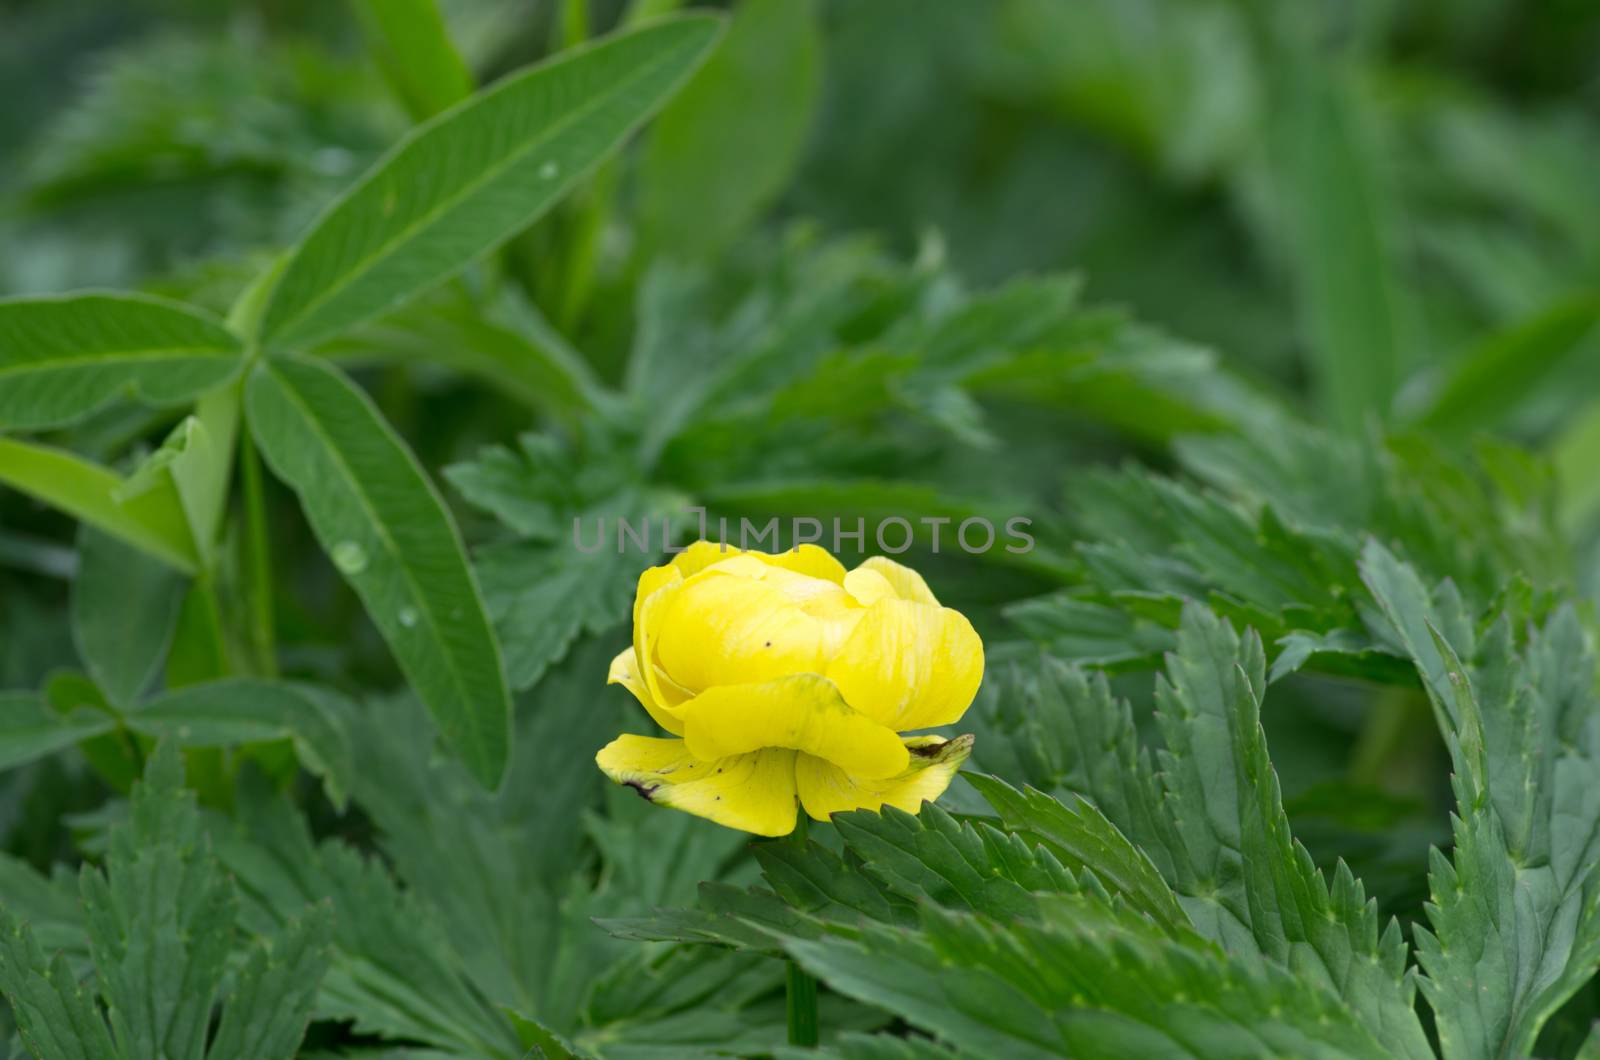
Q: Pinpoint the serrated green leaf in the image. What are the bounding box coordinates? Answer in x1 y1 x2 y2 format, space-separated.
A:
206 902 334 1060
80 743 235 1060
0 293 243 432
1362 541 1600 1059
0 928 117 1060
786 898 1392 1059
258 15 723 350
245 354 509 788
965 774 1188 934
976 610 1431 1056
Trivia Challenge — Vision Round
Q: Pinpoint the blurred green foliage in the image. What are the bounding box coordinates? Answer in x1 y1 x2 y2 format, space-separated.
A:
1 0 1600 1056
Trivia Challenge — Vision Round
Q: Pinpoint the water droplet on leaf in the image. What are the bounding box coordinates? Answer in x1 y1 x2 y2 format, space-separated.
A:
398 607 419 628
539 161 560 180
332 541 368 574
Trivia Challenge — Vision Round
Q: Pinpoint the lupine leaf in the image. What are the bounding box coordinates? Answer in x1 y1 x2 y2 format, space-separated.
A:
0 293 242 431
245 354 510 787
257 16 723 350
0 438 199 574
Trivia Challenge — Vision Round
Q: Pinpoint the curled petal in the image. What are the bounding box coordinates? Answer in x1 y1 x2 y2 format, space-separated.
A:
669 540 744 577
678 674 909 779
842 567 898 607
797 734 974 821
852 556 939 605
632 564 685 707
826 599 984 730
607 647 687 735
596 735 797 836
757 544 849 584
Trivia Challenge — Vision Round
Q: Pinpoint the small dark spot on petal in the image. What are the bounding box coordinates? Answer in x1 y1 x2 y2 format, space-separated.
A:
764 640 772 647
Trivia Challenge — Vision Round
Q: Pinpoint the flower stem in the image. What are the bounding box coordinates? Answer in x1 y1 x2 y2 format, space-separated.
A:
785 813 820 1047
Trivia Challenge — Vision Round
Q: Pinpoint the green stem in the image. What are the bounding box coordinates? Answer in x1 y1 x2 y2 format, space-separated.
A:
239 429 278 677
785 814 820 1047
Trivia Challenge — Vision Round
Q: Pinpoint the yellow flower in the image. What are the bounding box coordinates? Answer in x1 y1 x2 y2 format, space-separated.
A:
596 541 983 836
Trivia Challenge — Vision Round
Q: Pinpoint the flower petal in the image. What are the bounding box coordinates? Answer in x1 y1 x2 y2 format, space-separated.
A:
669 540 743 577
853 556 940 605
825 599 984 730
842 567 897 607
678 674 909 779
632 563 685 707
596 734 798 836
607 647 686 735
655 568 834 690
797 734 974 821
757 544 849 584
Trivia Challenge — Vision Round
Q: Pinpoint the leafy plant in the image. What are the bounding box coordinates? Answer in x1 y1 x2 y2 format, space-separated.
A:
2 0 1600 1057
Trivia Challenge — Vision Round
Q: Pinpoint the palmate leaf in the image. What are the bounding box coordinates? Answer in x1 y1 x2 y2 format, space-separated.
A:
970 608 1433 1057
0 292 242 432
0 745 332 1060
212 641 820 1059
618 788 1396 1058
786 899 1394 1060
448 431 683 689
1362 540 1600 1059
1010 418 1567 683
245 354 510 788
257 15 723 351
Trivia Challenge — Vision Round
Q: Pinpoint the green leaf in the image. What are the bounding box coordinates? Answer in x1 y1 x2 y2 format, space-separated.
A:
80 744 236 1060
639 0 821 258
350 0 473 122
786 900 1392 1059
128 679 354 810
1268 54 1405 434
0 437 200 574
245 355 509 787
0 692 113 774
0 746 332 1060
205 903 334 1060
70 528 187 708
257 15 724 350
473 496 677 690
1362 541 1600 1059
978 610 1432 1057
0 932 118 1060
0 292 243 432
964 774 1189 934
1417 294 1600 438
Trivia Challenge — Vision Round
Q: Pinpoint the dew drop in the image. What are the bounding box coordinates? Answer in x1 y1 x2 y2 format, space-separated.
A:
332 541 369 575
538 160 560 180
398 606 419 628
